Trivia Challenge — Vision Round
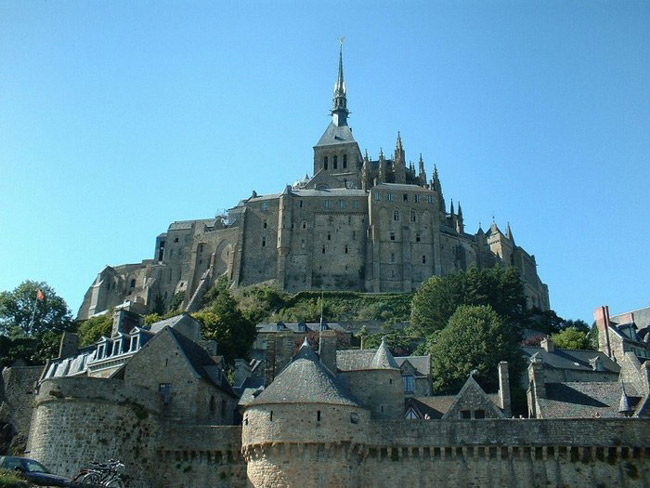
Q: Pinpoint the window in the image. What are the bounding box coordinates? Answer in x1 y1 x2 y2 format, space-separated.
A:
324 200 331 208
393 210 400 221
97 345 105 359
174 237 179 243
415 194 421 203
244 415 248 426
390 232 395 241
374 192 381 201
345 245 349 254
317 410 321 421
427 195 434 204
390 253 395 263
130 279 136 288
112 340 121 356
410 210 416 222
322 246 326 254
416 233 421 242
338 200 345 209
302 221 307 229
352 231 356 240
299 200 303 208
261 202 269 211
327 232 331 240
475 410 486 419
460 410 471 419
210 396 216 415
350 412 359 424
324 156 328 170
422 255 426 264
387 193 393 201
159 383 171 405
403 375 415 394
333 155 338 169
403 194 408 202
262 237 266 247
353 200 360 209
263 220 267 229
343 154 347 168
301 239 306 249
270 410 273 421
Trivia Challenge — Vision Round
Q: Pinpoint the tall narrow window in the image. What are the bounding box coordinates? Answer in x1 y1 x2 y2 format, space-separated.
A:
410 211 416 222
374 192 381 201
393 210 400 221
299 200 303 208
422 255 426 264
403 194 408 202
159 383 171 405
343 154 347 168
262 237 266 247
333 155 338 169
416 233 421 242
327 232 331 240
345 245 349 254
390 232 395 241
317 410 321 421
322 246 326 254
324 156 328 170
263 220 267 229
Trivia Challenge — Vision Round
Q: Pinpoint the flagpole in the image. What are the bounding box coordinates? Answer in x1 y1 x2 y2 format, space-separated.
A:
28 295 38 333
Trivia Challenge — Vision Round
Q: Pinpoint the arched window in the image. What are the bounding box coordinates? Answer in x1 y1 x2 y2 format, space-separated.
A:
130 279 136 288
393 210 400 221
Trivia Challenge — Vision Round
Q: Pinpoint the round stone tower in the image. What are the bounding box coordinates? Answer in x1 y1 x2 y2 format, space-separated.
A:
242 341 370 487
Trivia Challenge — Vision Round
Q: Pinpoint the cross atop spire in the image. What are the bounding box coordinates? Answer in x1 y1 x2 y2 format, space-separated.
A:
331 39 349 127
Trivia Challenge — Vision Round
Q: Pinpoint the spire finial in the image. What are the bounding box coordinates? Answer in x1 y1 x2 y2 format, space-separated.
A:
331 39 349 127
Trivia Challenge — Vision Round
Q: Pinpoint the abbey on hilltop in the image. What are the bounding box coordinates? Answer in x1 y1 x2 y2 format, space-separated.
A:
78 46 549 319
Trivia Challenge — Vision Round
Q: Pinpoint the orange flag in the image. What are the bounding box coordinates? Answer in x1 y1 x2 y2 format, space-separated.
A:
36 289 45 302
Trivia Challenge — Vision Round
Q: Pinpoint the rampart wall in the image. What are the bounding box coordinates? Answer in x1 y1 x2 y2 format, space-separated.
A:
28 377 162 488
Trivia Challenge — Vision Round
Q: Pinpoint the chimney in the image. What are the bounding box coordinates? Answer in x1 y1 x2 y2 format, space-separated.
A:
318 329 338 375
498 361 511 417
541 337 554 353
593 306 612 358
58 332 79 359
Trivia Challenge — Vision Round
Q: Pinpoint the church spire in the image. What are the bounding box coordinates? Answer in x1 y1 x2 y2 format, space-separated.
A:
331 39 349 127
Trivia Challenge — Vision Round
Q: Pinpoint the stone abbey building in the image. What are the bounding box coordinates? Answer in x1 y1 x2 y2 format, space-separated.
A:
78 47 549 319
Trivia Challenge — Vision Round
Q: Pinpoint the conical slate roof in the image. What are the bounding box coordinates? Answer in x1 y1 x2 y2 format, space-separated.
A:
251 342 360 407
369 338 399 369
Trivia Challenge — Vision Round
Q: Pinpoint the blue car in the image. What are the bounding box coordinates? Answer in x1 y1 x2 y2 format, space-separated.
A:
0 456 71 487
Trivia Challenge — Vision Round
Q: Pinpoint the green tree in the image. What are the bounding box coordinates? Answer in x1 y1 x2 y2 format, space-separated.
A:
428 305 525 394
193 282 256 365
551 327 592 350
76 313 114 346
411 266 526 336
0 281 72 336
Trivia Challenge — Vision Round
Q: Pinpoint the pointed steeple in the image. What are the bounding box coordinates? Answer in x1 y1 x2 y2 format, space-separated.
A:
370 337 399 369
331 39 349 127
378 148 386 182
456 201 464 234
505 222 515 244
418 154 427 187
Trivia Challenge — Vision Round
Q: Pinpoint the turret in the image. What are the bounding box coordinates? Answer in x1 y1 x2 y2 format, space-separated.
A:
456 201 464 234
378 148 386 183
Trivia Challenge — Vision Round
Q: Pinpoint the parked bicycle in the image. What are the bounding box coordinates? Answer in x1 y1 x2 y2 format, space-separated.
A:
72 459 125 487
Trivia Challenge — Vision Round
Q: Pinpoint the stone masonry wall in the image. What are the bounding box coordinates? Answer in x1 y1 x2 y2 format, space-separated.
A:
156 424 246 487
28 377 162 487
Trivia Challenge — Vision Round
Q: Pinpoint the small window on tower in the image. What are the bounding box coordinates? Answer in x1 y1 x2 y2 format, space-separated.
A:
324 156 328 170
333 155 338 169
262 237 266 247
263 220 267 229
403 194 408 202
299 200 303 208
416 233 421 242
422 255 426 264
345 245 348 254
343 154 347 168
390 232 395 241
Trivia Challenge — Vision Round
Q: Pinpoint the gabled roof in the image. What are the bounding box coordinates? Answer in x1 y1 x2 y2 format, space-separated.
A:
539 382 641 418
522 347 620 374
165 328 238 398
256 321 347 334
395 356 430 377
251 342 360 407
441 376 505 419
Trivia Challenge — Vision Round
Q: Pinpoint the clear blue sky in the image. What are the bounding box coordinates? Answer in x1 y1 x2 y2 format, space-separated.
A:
1 1 648 324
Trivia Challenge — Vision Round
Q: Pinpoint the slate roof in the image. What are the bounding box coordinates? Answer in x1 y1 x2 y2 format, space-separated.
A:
395 356 430 377
252 343 360 407
369 339 399 369
256 321 347 334
167 328 238 398
149 314 193 334
373 182 430 192
291 189 368 198
539 381 641 418
315 122 357 147
336 350 378 371
406 396 457 419
522 347 620 374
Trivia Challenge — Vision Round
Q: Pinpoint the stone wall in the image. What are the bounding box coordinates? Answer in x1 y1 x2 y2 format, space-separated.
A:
27 377 162 487
156 424 246 487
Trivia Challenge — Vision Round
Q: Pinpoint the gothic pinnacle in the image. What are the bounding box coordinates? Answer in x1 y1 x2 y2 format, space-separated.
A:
331 38 349 127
